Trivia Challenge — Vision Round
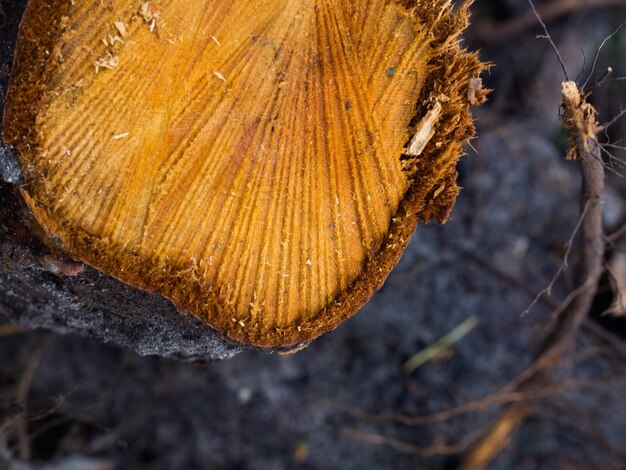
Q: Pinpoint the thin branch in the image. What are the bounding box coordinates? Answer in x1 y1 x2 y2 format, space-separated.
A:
335 378 623 427
549 276 595 320
583 21 626 90
341 426 486 457
602 142 626 150
528 0 569 81
523 201 589 316
588 66 614 90
582 319 626 360
603 108 626 140
606 221 626 242
449 239 626 360
598 145 626 177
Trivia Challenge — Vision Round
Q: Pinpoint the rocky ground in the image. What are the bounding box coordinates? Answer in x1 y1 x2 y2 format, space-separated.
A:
1 0 625 469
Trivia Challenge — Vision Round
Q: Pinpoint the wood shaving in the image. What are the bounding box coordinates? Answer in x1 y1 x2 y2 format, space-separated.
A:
139 2 163 36
433 184 446 199
467 77 482 105
95 54 119 72
406 102 443 157
95 20 129 74
114 21 128 38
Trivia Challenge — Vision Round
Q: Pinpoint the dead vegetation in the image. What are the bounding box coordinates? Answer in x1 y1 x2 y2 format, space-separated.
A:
340 4 626 468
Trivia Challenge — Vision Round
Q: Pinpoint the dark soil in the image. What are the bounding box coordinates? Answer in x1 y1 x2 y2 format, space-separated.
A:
1 1 625 469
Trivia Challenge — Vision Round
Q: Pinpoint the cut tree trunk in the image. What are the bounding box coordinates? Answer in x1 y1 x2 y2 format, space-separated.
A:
1 0 486 352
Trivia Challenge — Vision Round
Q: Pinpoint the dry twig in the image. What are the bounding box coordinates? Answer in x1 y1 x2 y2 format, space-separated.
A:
341 426 487 457
0 323 26 337
459 79 607 470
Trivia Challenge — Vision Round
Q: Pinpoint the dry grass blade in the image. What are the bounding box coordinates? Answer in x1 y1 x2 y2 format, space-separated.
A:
403 316 479 372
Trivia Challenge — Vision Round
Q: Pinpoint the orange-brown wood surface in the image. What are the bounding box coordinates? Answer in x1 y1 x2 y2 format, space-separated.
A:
4 0 486 347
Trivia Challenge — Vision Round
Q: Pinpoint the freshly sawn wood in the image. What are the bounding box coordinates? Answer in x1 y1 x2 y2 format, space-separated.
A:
3 0 486 347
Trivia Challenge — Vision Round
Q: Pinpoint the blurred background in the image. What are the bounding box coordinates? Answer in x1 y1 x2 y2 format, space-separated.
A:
1 0 625 468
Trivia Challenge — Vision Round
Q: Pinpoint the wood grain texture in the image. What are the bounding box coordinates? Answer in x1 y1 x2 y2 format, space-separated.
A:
3 0 487 347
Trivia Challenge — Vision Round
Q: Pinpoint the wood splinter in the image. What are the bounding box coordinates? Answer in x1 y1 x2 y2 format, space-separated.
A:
406 101 443 158
2 0 487 348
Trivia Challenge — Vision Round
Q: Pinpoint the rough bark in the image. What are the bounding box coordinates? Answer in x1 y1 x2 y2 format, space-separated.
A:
0 179 243 360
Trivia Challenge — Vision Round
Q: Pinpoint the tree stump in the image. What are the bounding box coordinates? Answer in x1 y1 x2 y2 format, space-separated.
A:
1 0 485 353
